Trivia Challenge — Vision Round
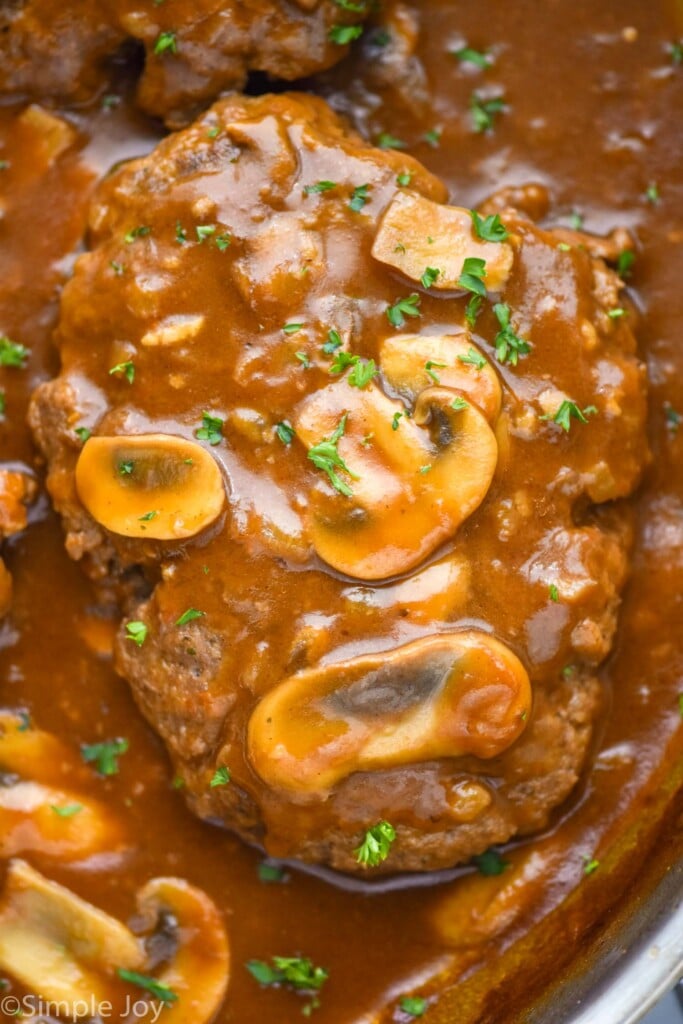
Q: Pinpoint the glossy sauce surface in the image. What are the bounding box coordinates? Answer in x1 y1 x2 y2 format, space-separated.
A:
1 2 682 1022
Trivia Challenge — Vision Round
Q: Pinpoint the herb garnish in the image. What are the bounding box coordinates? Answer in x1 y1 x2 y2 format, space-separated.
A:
210 766 231 787
195 411 223 445
473 848 508 875
117 970 178 1005
355 820 396 867
386 293 421 328
543 400 597 432
470 93 505 133
109 360 135 384
176 608 205 627
493 303 531 365
81 738 129 776
125 621 148 647
0 336 29 367
153 31 177 56
470 210 509 242
457 256 487 296
307 414 358 497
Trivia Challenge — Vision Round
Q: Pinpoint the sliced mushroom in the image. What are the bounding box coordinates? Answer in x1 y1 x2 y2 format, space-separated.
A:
294 382 498 580
342 552 471 625
75 433 226 540
0 862 230 1022
372 191 514 292
380 333 501 422
132 878 230 1024
0 859 144 1007
248 631 531 795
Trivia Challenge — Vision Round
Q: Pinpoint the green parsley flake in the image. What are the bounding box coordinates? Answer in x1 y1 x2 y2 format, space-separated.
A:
423 127 442 148
465 294 483 328
396 171 412 186
347 357 378 389
544 400 598 432
295 351 311 368
458 346 487 371
118 460 134 476
493 302 531 366
329 24 363 45
81 738 129 776
349 183 371 211
210 766 231 787
457 256 487 296
51 803 83 818
247 956 328 995
387 293 421 328
470 93 505 133
258 862 287 884
608 307 627 319
616 250 635 278
355 820 396 867
215 233 231 251
283 322 304 335
176 608 205 627
582 856 600 876
450 396 469 411
645 182 660 204
195 411 224 445
377 132 406 150
275 421 295 445
453 46 490 68
0 335 29 367
391 411 403 430
549 584 559 603
307 414 358 497
125 621 148 647
304 180 337 195
425 360 446 383
473 848 508 875
175 222 187 244
153 31 177 56
124 225 151 244
323 329 343 355
399 996 428 1018
117 970 178 1005
470 209 509 242
420 266 441 289
196 224 216 242
108 360 135 384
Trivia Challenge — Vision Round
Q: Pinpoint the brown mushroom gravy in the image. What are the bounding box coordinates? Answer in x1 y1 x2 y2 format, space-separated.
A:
0 1 682 1022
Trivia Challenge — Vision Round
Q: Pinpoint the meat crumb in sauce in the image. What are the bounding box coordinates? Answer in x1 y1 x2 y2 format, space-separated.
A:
0 2 681 1023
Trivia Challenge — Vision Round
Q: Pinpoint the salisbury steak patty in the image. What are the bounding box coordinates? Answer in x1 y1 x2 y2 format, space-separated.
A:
30 93 648 873
0 0 370 121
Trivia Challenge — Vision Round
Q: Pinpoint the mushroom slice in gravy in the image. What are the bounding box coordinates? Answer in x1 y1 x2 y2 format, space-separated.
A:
248 631 530 795
75 434 226 540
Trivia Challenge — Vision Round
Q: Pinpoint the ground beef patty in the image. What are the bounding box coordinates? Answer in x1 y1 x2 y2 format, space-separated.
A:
0 1 370 122
29 93 649 874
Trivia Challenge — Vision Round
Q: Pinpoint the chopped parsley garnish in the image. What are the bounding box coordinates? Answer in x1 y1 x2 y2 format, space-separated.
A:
118 460 134 476
117 970 178 1005
175 222 187 244
458 346 487 370
349 183 371 211
195 411 223 445
258 862 287 884
569 209 584 230
582 856 600 876
124 225 151 244
453 45 490 68
283 322 304 335
138 510 158 522
473 848 508 875
616 250 635 278
670 40 683 65
391 411 404 430
549 584 559 603
425 360 446 383
493 302 531 365
108 360 135 384
0 391 5 416
0 335 29 367
450 396 469 411
295 351 311 368
247 956 328 992
608 307 627 319
386 293 421 328
81 738 129 776
196 224 216 242
396 171 412 186
470 209 509 242
423 127 442 148
176 608 205 627
355 820 396 867
420 266 441 289
51 803 83 818
665 405 680 432
210 766 231 787
153 31 178 56
377 132 406 150
418 464 432 474
275 421 295 445
470 93 505 133
304 180 337 195
678 694 683 717
465 294 483 327
544 400 598 432
215 232 231 251
110 260 125 275
307 413 358 497
457 257 487 298
399 996 428 1018
329 24 363 45
645 182 660 204
125 621 148 647
323 329 343 354
347 357 378 389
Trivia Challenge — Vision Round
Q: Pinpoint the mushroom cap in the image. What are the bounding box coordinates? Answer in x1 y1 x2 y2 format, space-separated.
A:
294 382 499 580
75 433 226 540
248 630 531 795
